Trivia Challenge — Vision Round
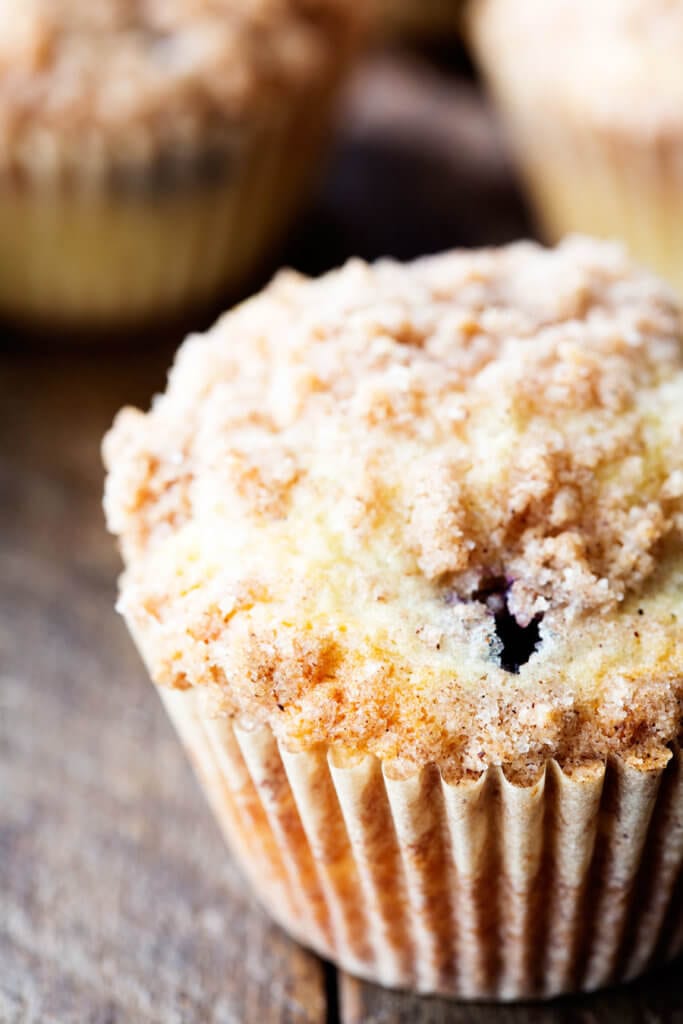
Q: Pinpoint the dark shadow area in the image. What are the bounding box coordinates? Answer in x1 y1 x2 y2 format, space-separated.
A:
286 55 533 276
339 952 683 1023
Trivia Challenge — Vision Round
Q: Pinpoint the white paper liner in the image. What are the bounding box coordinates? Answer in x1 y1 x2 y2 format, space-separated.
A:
159 686 683 1001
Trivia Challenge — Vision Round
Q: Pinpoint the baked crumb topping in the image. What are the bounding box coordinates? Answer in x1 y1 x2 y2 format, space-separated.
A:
0 0 359 177
104 237 683 773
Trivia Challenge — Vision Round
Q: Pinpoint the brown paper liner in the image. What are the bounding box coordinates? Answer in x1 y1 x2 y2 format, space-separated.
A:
159 686 683 1001
0 88 337 332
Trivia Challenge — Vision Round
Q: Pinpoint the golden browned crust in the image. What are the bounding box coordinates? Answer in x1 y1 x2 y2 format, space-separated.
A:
104 237 683 776
0 0 360 179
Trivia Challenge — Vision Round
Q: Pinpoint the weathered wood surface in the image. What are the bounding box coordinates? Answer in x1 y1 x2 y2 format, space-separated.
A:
0 348 328 1024
1 52 681 1024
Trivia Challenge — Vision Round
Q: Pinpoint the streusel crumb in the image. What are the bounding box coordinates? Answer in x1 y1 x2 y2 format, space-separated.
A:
0 0 359 176
104 237 683 776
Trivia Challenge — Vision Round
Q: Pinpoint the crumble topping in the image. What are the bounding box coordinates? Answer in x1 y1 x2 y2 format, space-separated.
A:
0 0 360 177
104 237 683 772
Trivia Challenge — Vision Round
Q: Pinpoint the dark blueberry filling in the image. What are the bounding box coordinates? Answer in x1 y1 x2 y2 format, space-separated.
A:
478 579 542 673
111 145 236 197
447 577 543 673
492 604 542 674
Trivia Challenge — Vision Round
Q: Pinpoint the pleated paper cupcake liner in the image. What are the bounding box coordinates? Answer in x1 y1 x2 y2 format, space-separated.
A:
159 686 683 1001
0 88 338 332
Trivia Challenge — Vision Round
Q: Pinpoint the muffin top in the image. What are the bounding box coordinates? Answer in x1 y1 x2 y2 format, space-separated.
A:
0 0 358 180
471 0 683 134
104 237 683 778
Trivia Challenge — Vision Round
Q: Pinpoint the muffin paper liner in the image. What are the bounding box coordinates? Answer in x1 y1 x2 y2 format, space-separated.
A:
159 686 683 1000
0 89 336 330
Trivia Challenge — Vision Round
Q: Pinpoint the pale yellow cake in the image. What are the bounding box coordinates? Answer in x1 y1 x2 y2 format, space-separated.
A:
104 236 683 781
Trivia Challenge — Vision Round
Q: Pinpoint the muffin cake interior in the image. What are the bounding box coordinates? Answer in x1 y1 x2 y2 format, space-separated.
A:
104 238 683 778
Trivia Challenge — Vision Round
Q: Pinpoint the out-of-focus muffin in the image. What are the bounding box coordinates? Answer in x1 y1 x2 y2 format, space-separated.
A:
470 0 683 296
0 0 362 333
104 237 683 1000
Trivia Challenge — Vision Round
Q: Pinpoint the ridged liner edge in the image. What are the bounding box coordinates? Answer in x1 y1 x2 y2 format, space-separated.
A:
159 686 683 1001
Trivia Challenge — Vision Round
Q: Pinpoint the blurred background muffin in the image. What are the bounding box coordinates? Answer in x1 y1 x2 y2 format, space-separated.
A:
0 0 362 334
469 0 683 296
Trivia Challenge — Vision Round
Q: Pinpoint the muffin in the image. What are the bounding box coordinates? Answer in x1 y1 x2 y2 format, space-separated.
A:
374 0 462 41
0 0 361 332
104 236 683 1000
470 0 683 297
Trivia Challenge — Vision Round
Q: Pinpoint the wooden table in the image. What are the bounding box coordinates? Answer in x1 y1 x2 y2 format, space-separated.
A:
2 54 682 1024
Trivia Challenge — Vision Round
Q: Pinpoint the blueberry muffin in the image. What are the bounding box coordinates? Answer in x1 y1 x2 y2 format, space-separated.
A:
104 236 683 999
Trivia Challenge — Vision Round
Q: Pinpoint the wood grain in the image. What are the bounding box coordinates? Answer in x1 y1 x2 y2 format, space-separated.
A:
1 52 681 1024
0 349 327 1024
